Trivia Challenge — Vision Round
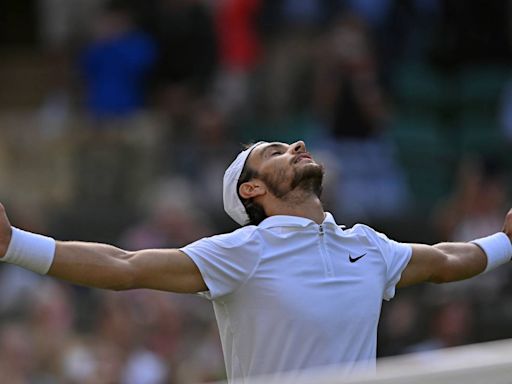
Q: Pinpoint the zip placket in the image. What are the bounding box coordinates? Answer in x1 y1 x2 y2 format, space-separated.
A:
318 224 334 277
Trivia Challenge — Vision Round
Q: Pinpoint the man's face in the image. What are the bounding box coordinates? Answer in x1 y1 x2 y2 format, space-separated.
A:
245 141 324 199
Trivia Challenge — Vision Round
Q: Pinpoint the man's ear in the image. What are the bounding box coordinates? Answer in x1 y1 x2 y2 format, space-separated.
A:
239 180 266 200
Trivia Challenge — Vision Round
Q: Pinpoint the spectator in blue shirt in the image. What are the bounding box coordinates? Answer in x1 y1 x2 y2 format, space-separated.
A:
79 1 157 120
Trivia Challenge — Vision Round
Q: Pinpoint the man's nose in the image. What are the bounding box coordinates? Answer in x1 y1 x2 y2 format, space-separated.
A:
291 141 306 153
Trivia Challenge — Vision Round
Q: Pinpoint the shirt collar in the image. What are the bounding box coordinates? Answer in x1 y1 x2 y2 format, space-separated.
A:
259 212 339 229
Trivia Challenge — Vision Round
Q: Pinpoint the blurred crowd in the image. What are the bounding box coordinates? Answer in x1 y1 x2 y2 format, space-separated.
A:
1 0 512 382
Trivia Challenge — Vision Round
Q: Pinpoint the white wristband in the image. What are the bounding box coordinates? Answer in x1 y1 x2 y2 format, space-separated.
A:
471 232 512 273
1 227 56 274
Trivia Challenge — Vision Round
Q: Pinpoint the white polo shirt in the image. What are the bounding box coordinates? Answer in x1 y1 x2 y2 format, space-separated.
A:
180 213 412 382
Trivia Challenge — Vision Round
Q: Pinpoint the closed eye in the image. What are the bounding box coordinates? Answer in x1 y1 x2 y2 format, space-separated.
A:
261 143 288 159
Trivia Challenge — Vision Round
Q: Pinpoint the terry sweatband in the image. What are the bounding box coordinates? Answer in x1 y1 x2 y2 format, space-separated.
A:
1 227 56 274
471 232 512 273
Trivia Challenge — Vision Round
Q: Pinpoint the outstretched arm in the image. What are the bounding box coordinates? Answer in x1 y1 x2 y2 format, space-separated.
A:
50 243 207 292
398 209 512 287
0 204 207 293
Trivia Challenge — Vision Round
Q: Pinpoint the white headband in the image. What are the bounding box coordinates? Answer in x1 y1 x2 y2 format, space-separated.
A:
223 142 265 225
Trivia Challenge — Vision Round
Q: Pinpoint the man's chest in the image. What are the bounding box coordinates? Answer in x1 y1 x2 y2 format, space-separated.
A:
239 237 386 326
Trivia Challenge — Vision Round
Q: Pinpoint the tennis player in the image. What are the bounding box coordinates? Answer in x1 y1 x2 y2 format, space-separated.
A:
1 140 511 382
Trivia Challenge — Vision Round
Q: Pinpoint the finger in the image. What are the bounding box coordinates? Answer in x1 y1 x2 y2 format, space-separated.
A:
0 204 11 257
0 203 9 223
503 209 512 234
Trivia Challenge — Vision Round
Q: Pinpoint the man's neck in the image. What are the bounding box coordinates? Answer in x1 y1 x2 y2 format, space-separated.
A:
264 193 325 224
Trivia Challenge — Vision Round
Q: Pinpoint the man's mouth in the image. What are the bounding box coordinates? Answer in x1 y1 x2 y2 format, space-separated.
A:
294 154 313 164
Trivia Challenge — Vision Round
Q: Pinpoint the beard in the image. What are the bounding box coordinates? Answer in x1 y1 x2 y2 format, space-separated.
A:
261 162 324 200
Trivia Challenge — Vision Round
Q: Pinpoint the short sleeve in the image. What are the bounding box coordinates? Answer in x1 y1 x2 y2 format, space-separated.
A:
180 227 261 300
369 229 412 301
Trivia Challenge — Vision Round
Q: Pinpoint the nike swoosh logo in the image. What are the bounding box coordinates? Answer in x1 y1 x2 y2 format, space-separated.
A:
349 253 367 263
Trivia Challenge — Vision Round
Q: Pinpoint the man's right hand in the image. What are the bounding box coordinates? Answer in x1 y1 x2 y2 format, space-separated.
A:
502 208 512 245
0 203 12 258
